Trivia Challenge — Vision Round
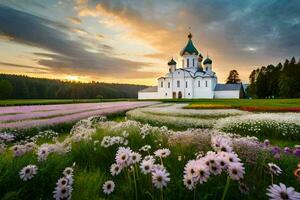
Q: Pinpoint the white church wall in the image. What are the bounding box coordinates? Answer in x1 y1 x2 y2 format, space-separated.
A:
214 90 240 99
138 92 160 99
192 77 215 98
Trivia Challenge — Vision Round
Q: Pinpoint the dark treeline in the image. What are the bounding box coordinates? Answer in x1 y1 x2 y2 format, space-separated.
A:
247 57 300 98
0 74 147 99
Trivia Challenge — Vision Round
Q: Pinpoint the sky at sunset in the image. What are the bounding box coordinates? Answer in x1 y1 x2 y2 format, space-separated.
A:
0 0 299 85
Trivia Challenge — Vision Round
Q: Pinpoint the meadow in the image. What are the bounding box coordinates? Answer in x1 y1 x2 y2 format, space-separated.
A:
165 98 300 112
0 101 156 129
0 99 136 106
0 101 299 200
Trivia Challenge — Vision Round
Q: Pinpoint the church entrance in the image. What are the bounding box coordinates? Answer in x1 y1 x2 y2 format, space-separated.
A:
172 92 176 99
178 91 182 99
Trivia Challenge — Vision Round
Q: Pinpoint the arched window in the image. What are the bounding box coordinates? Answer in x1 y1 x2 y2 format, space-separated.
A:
161 81 163 88
187 58 189 68
186 81 188 88
198 81 200 87
168 82 170 88
193 58 195 67
177 80 180 87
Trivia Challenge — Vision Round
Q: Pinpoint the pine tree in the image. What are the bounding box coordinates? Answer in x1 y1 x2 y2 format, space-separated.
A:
226 70 241 84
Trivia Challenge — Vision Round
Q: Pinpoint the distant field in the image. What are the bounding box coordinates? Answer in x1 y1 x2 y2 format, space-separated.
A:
0 98 136 106
162 99 300 112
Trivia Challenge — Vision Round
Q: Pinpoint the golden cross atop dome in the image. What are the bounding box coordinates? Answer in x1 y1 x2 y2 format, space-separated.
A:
188 27 192 39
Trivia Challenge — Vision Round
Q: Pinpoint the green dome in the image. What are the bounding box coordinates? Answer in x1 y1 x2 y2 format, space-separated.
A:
180 33 199 56
168 58 176 65
203 57 212 65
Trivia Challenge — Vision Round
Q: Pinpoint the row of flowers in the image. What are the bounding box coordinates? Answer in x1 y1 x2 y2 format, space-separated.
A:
0 101 156 129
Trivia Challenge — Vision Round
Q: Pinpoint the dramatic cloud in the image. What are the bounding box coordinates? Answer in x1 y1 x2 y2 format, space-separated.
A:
76 0 300 81
0 5 156 79
0 62 48 72
0 0 299 84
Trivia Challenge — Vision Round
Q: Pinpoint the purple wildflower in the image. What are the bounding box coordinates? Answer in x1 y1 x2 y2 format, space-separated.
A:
284 147 293 155
271 146 281 155
293 148 300 157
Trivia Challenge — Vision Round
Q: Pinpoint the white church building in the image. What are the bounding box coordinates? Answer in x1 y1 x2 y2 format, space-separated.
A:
138 33 245 99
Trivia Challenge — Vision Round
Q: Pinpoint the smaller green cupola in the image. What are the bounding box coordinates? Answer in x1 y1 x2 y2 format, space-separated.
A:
168 58 176 65
203 57 212 65
180 33 199 56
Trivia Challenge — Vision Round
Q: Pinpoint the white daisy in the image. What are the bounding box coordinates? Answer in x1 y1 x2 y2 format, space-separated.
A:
103 180 115 195
183 174 195 190
115 147 132 166
154 148 171 158
101 137 111 148
56 177 69 187
152 168 170 189
219 143 233 153
211 136 232 153
216 156 229 170
144 155 155 163
228 162 245 181
130 152 142 164
268 163 282 176
11 145 25 157
139 145 151 152
195 164 210 184
184 160 197 177
209 163 222 176
37 146 50 161
110 163 122 176
19 165 38 181
63 167 74 177
53 185 72 200
221 152 241 164
267 183 300 200
140 159 154 175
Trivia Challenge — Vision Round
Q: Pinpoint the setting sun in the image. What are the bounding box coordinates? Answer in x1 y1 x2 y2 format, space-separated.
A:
66 75 79 81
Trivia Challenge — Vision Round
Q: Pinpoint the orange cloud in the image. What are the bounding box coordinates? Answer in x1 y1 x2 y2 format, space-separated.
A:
69 17 82 24
75 2 185 60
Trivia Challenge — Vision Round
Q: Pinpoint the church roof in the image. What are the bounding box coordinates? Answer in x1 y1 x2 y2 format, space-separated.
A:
180 33 199 56
168 58 176 65
139 86 158 93
203 57 212 65
214 83 243 91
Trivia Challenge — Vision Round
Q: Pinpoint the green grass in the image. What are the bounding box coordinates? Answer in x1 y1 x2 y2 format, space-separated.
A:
0 122 299 200
162 99 300 111
0 98 137 106
162 98 300 107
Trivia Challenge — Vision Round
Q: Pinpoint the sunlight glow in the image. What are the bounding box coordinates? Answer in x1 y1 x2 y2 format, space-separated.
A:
66 75 79 81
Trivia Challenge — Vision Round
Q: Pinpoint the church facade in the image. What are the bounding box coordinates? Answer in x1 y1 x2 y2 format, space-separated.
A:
138 33 244 99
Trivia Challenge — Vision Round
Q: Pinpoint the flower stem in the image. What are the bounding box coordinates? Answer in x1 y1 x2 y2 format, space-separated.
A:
221 176 230 200
159 156 164 166
160 188 164 200
271 173 274 185
132 168 138 200
193 188 196 200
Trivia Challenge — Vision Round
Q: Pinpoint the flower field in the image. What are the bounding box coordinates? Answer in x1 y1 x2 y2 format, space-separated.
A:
0 101 157 130
0 116 299 200
127 104 300 142
0 102 299 199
